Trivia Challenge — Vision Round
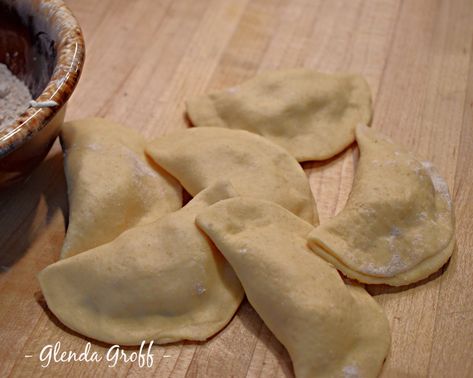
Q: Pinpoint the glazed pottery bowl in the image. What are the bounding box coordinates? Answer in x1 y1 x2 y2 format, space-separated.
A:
0 0 85 187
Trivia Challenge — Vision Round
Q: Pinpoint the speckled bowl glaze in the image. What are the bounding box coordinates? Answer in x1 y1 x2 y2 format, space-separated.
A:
0 0 84 187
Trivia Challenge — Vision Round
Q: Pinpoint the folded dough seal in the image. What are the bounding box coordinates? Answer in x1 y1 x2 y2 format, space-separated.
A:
38 182 244 346
145 127 318 224
196 197 390 378
186 69 372 162
60 118 182 259
308 124 455 286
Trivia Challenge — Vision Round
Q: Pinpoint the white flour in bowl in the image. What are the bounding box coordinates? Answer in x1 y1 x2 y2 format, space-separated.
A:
0 63 32 130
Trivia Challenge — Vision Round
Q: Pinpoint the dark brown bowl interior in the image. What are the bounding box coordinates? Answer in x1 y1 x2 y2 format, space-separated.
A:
0 2 55 99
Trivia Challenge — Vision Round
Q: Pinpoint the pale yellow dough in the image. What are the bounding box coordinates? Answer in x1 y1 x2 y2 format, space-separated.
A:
39 182 244 346
308 125 455 286
146 127 318 224
186 69 372 162
60 118 182 259
196 197 390 378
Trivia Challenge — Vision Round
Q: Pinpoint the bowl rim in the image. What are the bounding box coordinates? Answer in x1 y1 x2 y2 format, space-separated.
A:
0 0 85 158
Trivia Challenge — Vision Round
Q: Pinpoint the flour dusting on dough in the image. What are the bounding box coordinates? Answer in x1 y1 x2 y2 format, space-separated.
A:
387 229 400 254
359 240 406 277
226 86 239 94
343 364 360 378
390 226 401 237
417 211 428 221
370 159 398 167
120 146 159 179
359 206 375 217
413 234 424 248
65 142 101 153
421 161 452 209
195 282 207 295
85 143 100 151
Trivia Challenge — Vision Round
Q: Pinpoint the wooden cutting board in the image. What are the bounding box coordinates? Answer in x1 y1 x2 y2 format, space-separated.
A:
1 0 472 376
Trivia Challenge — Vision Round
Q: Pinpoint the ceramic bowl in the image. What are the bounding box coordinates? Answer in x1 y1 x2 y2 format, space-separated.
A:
0 0 85 188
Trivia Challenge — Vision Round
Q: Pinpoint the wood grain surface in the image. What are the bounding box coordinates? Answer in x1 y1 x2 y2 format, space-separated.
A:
1 0 472 377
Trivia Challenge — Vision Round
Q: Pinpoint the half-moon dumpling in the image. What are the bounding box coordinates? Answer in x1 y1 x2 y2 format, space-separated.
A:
145 127 318 224
60 117 182 259
39 181 244 346
196 197 390 378
186 69 372 162
308 124 455 286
